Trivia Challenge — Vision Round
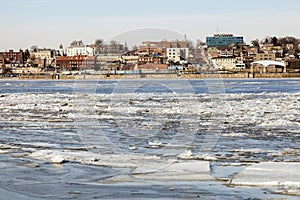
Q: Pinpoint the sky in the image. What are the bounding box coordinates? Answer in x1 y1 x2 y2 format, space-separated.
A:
1 0 300 50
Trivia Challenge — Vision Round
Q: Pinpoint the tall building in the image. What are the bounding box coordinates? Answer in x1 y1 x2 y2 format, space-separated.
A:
206 34 244 47
167 48 189 62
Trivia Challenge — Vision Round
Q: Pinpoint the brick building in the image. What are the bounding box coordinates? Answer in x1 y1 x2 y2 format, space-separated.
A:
0 50 24 66
56 55 95 71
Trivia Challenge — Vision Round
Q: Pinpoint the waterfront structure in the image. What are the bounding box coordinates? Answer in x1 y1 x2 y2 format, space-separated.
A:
285 59 300 72
251 60 286 73
206 34 244 47
66 41 94 57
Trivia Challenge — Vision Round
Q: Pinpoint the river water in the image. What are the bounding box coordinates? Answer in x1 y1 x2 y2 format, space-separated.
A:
0 78 299 199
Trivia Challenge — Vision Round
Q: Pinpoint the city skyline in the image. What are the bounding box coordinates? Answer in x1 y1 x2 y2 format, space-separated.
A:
1 0 300 51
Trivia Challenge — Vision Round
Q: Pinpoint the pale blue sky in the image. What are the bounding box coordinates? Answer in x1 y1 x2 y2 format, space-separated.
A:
1 0 299 50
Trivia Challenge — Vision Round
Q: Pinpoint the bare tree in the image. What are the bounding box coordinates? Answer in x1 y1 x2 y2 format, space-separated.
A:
110 40 119 54
132 45 138 50
94 39 104 54
23 49 30 63
196 39 206 48
70 40 84 47
30 45 38 52
272 36 278 46
251 39 260 47
261 36 272 45
278 36 299 46
28 54 37 67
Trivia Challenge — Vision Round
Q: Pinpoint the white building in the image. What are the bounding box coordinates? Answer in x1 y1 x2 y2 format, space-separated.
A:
167 48 189 63
211 57 237 70
67 41 94 57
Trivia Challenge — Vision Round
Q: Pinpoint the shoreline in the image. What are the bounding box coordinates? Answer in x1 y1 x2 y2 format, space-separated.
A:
1 72 300 80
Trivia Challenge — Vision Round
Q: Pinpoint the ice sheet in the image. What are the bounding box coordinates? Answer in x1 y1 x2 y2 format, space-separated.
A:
229 162 300 195
27 149 213 181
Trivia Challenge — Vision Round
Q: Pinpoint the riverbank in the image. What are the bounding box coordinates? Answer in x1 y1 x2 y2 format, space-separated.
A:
4 72 299 80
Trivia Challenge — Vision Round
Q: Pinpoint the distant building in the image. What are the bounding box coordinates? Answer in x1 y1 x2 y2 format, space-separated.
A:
138 54 164 65
246 46 259 57
255 52 276 61
32 49 57 68
167 48 189 63
207 47 234 58
58 44 65 56
251 60 286 73
286 59 300 72
138 44 164 56
206 34 244 47
138 64 168 71
142 40 188 49
122 55 139 65
211 57 237 70
0 50 24 66
56 55 95 70
100 43 126 54
285 43 294 50
67 41 94 57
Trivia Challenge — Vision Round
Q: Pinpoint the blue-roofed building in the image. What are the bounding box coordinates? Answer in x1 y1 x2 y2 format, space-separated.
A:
206 34 244 47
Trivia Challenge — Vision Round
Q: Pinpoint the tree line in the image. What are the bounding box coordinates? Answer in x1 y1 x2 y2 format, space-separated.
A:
251 36 300 48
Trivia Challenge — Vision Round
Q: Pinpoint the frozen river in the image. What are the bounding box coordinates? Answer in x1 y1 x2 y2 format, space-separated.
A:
0 78 299 199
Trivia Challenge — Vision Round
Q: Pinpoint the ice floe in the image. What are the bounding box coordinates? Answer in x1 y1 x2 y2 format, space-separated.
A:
27 149 214 181
229 162 300 195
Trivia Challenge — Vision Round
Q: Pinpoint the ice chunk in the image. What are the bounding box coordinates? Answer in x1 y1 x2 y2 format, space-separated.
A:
178 150 193 159
132 160 214 181
28 150 214 181
148 141 163 148
51 155 66 164
229 162 300 195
